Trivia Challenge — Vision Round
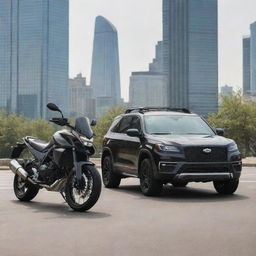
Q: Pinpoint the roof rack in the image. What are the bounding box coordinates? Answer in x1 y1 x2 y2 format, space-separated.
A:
125 107 191 114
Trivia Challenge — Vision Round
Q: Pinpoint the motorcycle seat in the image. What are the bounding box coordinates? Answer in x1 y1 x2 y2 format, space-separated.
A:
25 137 53 152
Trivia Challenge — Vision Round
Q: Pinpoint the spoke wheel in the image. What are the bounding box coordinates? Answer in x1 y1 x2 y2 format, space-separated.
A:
139 159 162 196
13 174 39 201
65 166 101 212
102 156 121 188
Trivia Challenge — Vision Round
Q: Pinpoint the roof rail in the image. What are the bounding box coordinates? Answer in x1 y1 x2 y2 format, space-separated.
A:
125 107 191 114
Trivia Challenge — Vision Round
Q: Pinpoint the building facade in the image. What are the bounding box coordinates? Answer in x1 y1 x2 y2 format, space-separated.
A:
163 0 218 116
90 16 121 117
0 0 69 119
129 72 167 107
69 74 95 120
243 36 251 95
250 22 256 93
129 41 167 107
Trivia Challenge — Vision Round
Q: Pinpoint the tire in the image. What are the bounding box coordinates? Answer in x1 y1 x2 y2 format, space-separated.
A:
172 181 188 188
65 165 102 212
13 174 39 201
102 156 121 188
139 159 163 196
213 179 239 195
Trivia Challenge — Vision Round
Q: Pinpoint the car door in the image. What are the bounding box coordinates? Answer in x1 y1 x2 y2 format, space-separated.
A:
123 116 142 175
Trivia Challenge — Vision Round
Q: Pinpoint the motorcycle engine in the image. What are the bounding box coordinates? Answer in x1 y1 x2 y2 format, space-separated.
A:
37 162 61 185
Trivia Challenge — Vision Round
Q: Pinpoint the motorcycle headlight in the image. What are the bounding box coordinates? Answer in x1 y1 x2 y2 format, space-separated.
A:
80 136 93 147
228 143 238 152
155 144 180 153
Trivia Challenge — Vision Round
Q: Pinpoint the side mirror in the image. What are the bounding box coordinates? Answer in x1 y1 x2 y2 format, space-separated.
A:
47 103 64 118
91 119 97 126
126 129 141 137
47 103 60 112
216 128 224 136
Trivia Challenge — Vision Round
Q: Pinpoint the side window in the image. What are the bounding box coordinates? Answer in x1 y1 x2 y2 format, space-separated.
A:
130 116 141 131
116 116 133 133
110 116 122 133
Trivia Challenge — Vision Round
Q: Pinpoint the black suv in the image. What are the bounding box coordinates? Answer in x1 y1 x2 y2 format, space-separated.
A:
101 107 242 196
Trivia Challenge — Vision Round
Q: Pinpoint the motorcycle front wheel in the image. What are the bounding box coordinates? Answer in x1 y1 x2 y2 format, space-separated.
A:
65 165 102 212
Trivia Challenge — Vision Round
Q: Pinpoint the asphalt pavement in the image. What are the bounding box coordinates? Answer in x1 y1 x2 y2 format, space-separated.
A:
0 168 255 256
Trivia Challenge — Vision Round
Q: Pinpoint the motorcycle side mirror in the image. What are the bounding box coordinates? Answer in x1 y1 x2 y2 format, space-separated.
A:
91 119 97 126
47 103 64 118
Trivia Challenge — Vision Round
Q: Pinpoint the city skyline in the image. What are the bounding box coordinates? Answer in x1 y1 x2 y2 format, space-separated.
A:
70 0 256 101
0 0 69 119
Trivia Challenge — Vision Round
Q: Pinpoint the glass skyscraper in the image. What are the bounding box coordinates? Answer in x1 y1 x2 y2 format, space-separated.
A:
90 16 121 117
243 36 251 95
0 0 69 119
163 0 218 116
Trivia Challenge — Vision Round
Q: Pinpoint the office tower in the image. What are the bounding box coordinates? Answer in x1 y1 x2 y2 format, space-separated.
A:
243 36 251 95
250 22 256 93
0 0 69 119
90 16 121 117
149 41 164 73
163 0 218 116
69 73 95 120
129 41 167 107
220 85 233 97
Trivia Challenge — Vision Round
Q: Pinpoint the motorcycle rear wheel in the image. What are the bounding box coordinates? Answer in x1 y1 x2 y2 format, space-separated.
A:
65 166 102 212
13 174 39 201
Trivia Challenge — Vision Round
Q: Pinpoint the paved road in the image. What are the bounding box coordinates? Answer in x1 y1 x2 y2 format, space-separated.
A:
0 168 255 256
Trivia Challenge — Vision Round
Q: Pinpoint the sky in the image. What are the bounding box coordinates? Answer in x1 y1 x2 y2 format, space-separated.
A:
69 0 256 102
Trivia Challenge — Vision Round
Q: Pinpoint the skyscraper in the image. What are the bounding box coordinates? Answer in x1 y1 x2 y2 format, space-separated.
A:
250 22 256 93
0 0 69 119
90 16 121 117
243 36 251 95
129 41 167 107
69 73 95 120
163 0 218 116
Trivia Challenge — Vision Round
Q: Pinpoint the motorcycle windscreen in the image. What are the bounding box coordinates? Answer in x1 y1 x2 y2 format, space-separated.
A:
75 117 94 139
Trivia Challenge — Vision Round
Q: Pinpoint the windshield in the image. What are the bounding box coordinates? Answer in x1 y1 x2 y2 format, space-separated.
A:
75 117 94 139
144 115 215 136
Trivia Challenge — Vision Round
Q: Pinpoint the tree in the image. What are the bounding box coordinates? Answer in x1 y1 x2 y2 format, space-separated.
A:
0 110 54 158
208 91 256 157
93 106 125 155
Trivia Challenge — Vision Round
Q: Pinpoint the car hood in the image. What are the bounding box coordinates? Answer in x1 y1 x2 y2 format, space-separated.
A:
148 134 234 147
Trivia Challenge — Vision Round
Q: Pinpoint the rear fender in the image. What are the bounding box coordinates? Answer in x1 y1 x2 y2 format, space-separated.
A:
10 142 26 159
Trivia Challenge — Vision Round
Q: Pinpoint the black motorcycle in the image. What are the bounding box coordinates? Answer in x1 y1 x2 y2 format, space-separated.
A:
9 103 101 212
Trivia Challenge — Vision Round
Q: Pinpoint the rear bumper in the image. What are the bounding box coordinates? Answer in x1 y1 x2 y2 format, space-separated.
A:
155 161 242 182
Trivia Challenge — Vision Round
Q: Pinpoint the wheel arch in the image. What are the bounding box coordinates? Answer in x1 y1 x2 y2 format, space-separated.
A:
138 149 157 178
101 148 113 167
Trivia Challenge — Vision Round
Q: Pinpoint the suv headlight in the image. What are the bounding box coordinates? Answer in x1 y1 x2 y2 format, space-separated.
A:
228 143 238 152
80 136 93 147
155 144 180 153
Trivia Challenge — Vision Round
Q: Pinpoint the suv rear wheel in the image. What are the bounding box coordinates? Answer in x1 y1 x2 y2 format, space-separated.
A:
102 156 121 188
213 179 239 195
139 158 163 196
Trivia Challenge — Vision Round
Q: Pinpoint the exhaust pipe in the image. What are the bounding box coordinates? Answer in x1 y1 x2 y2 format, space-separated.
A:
9 159 37 185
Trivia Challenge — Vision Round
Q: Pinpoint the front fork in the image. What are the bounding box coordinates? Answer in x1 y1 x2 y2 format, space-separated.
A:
72 147 94 190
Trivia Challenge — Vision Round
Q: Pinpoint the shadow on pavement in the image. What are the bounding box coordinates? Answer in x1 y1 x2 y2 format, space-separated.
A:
11 200 111 219
116 184 249 203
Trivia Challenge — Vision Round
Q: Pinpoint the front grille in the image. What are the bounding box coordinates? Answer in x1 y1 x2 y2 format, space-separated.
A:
184 147 227 162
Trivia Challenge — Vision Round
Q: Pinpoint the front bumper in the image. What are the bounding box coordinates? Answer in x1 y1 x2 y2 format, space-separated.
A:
154 161 242 182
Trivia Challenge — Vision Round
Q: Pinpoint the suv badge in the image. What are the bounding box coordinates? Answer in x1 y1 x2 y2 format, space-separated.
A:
203 148 212 154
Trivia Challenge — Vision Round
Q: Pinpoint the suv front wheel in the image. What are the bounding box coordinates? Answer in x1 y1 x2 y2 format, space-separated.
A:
213 179 239 195
139 158 163 196
102 156 121 188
